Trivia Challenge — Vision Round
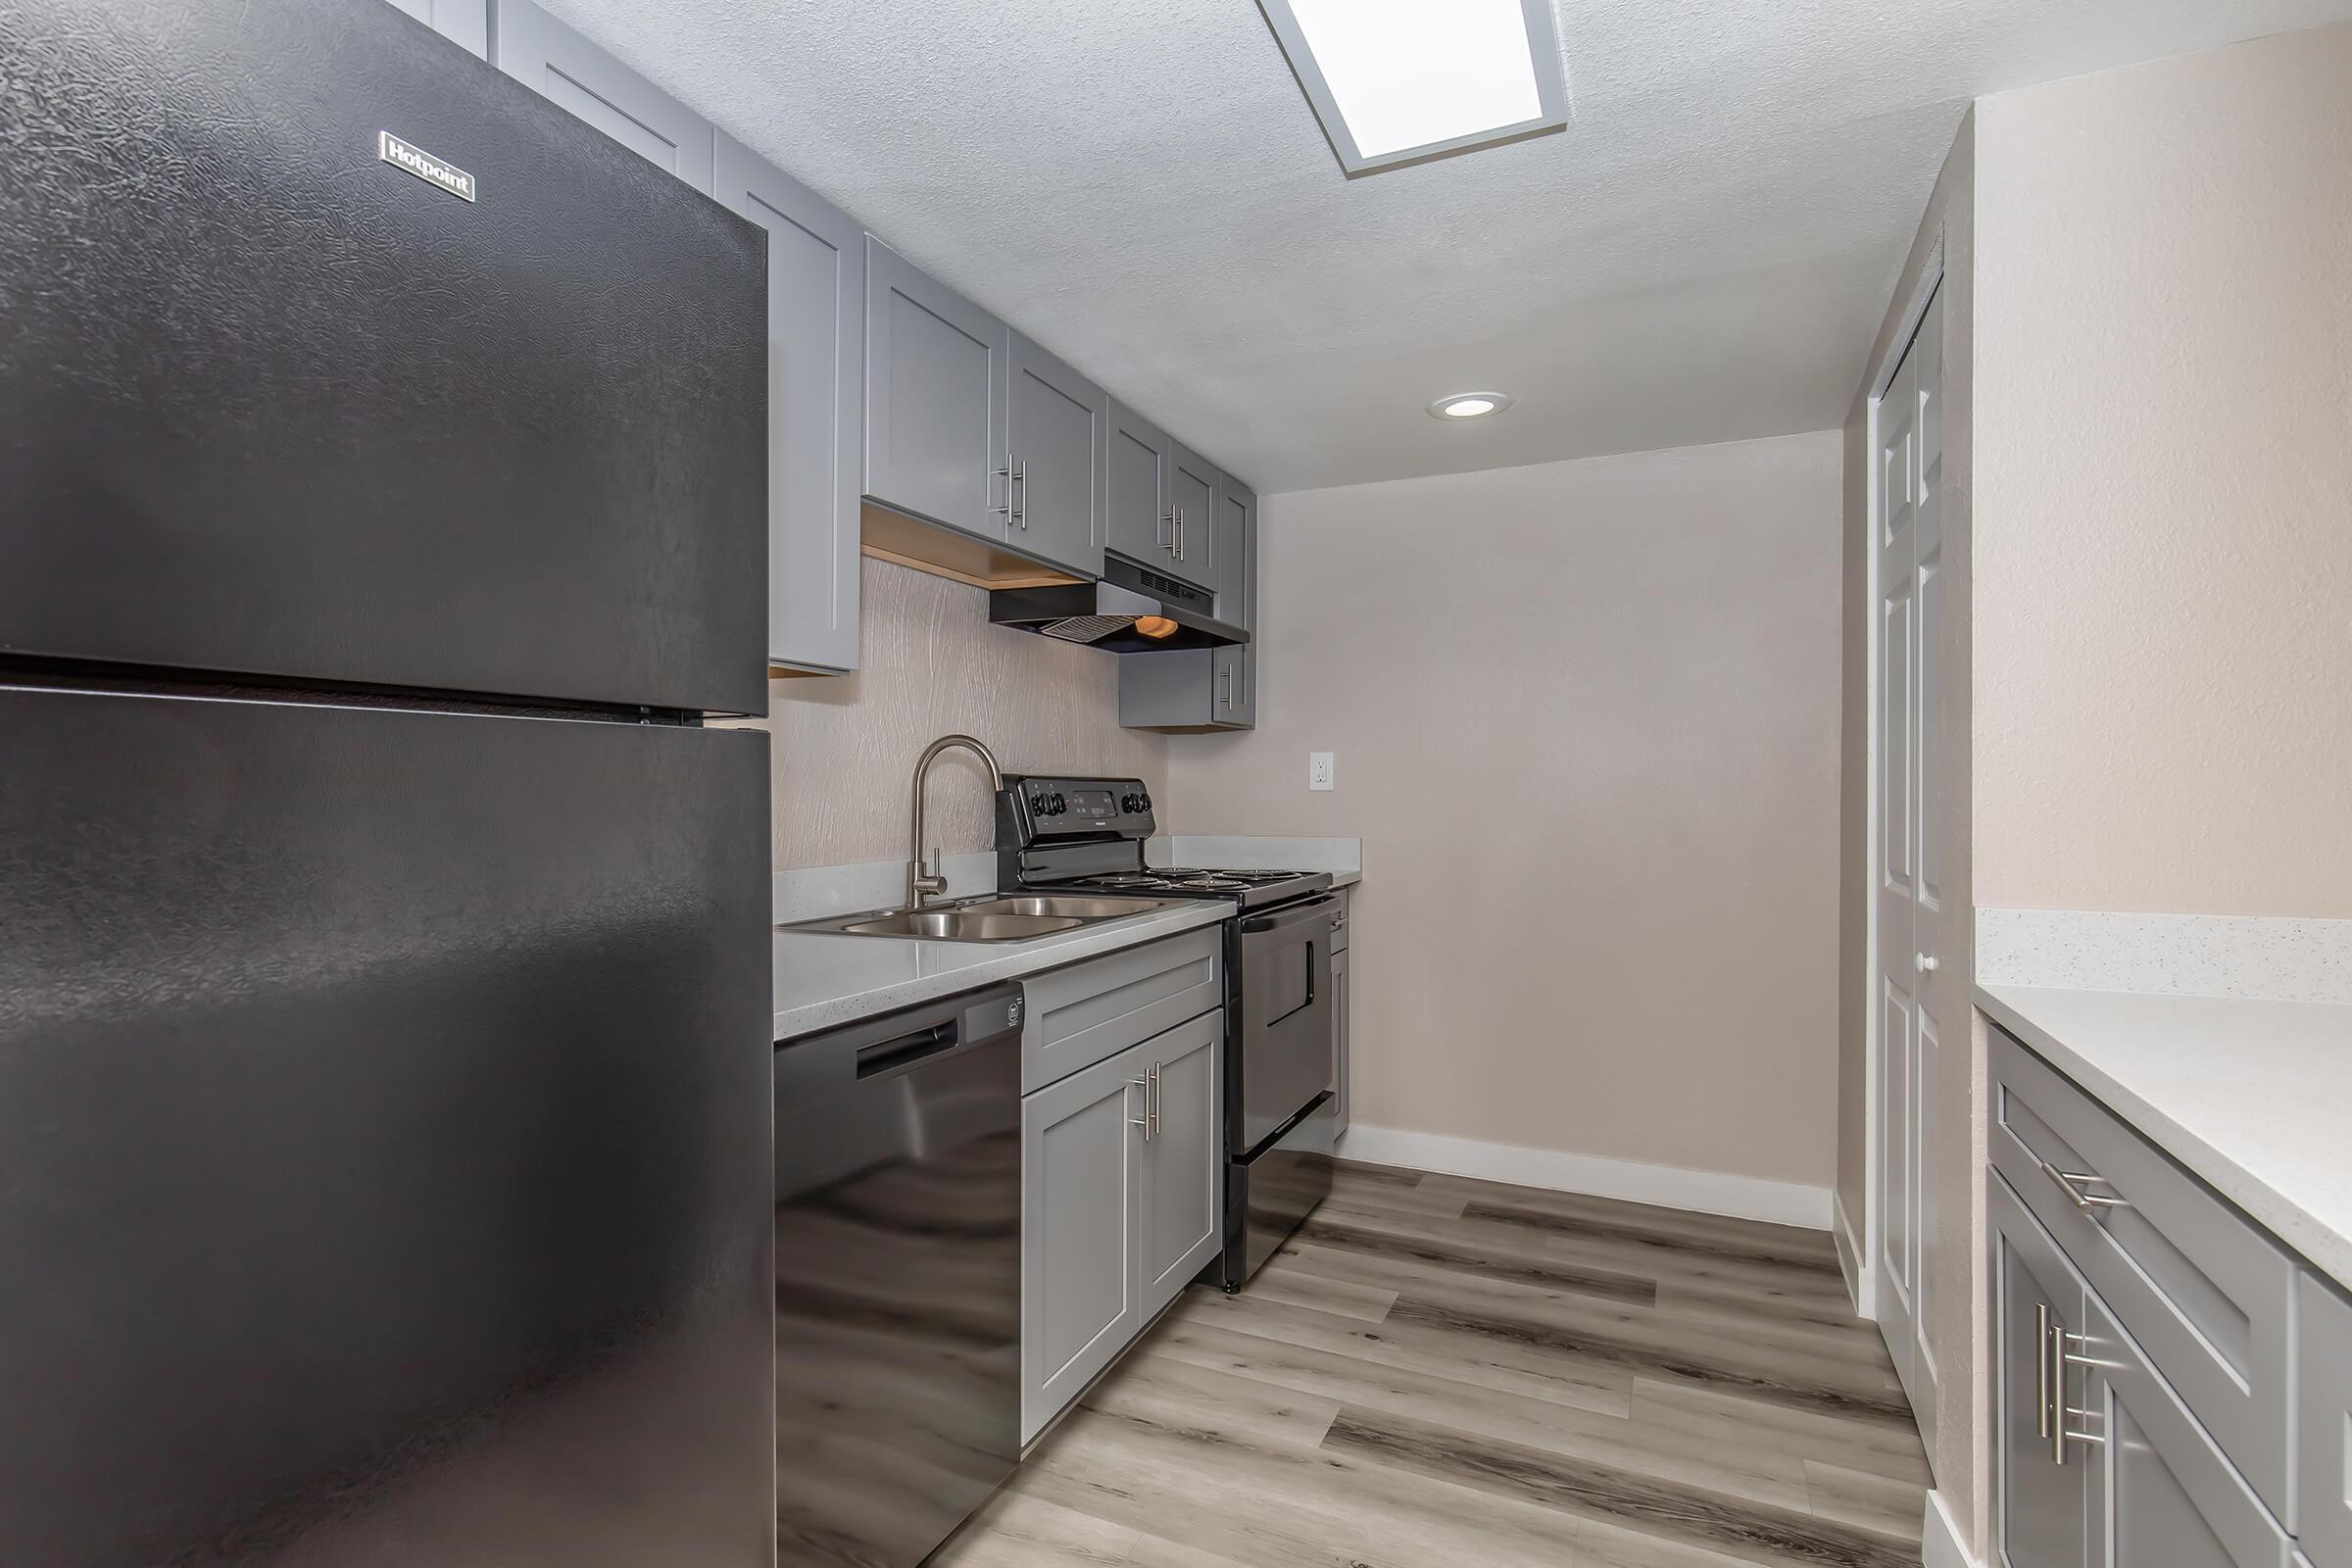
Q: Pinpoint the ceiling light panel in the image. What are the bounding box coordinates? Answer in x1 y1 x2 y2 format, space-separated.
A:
1258 0 1568 175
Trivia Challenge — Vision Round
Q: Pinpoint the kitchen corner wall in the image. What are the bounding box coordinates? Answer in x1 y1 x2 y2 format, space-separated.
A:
760 556 1166 869
1162 430 1845 1193
1971 23 2352 917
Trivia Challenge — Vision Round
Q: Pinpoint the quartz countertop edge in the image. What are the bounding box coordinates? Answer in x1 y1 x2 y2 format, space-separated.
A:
1976 981 2352 1291
775 900 1232 1042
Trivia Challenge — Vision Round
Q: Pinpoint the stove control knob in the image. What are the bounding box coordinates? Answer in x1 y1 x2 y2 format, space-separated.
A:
1030 792 1052 815
1138 792 1152 813
1051 793 1067 814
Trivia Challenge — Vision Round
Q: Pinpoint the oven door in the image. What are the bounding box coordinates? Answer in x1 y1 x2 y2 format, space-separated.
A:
1233 894 1339 1154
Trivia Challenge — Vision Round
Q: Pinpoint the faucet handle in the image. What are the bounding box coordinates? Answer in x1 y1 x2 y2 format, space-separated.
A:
912 848 948 898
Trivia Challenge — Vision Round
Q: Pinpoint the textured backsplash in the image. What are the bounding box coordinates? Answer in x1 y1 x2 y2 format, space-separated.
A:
757 557 1167 869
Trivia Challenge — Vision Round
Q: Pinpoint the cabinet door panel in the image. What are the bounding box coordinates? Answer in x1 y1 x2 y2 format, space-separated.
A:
2300 1274 2352 1566
1021 1044 1143 1443
1166 442 1217 592
492 0 713 189
864 239 1009 541
1331 946 1350 1138
713 133 861 673
1141 1012 1223 1318
1007 336 1106 576
1106 402 1174 568
2083 1298 2292 1568
1992 1176 2088 1568
1213 472 1254 626
388 0 487 57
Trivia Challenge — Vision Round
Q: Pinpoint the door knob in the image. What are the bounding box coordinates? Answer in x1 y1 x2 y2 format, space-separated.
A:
1915 953 1938 973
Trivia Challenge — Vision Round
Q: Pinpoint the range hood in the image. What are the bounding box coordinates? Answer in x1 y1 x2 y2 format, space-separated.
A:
990 556 1248 654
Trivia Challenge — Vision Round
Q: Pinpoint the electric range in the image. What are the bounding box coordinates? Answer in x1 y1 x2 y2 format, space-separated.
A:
997 776 1339 1289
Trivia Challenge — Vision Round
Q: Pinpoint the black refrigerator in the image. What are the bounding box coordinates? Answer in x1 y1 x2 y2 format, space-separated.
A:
0 1 775 1563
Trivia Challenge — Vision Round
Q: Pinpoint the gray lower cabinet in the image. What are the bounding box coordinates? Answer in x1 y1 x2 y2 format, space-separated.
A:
1166 441 1218 593
1019 926 1220 1095
2301 1276 2352 1567
1993 1174 2090 1568
863 238 1010 543
1138 1010 1223 1320
491 0 713 191
1021 1041 1143 1445
1005 334 1106 578
1021 1010 1223 1445
1105 401 1176 572
1330 943 1350 1138
712 133 862 674
2082 1294 2292 1568
387 0 487 57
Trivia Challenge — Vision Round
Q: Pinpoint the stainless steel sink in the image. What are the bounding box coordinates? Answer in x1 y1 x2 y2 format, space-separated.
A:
782 893 1181 944
840 909 1083 942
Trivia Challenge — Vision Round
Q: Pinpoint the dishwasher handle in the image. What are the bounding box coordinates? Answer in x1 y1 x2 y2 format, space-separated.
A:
778 982 1025 1091
856 1021 956 1079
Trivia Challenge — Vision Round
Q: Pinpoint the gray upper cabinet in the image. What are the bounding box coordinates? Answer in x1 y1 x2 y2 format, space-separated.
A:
2300 1275 2352 1567
1138 1011 1222 1322
1165 442 1218 593
1213 472 1256 628
491 0 714 191
713 133 862 674
1006 335 1106 578
1104 401 1174 571
863 238 1010 543
388 0 487 57
1021 1041 1144 1445
1119 643 1250 732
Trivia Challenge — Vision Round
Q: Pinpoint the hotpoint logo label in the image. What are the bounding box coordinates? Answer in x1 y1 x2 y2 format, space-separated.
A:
378 131 476 203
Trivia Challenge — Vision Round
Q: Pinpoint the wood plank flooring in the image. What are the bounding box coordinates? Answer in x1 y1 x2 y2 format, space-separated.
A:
933 1160 1930 1568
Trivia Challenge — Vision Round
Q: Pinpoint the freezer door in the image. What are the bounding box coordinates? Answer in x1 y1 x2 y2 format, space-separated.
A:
0 686 771 1566
0 0 766 715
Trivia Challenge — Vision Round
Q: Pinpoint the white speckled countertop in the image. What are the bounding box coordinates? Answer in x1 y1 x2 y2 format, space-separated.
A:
774 900 1231 1042
772 838 1363 1039
1977 982 2352 1289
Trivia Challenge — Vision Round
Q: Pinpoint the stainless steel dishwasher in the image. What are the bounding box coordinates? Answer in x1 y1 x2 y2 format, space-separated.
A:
772 982 1024 1566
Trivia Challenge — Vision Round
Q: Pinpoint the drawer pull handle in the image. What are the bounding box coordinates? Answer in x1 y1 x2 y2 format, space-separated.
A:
2040 1159 2130 1211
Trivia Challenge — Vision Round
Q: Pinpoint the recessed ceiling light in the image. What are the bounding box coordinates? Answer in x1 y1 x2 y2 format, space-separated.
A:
1429 392 1513 420
1255 0 1569 176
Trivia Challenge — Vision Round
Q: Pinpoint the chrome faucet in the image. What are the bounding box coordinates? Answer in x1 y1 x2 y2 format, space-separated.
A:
906 734 1004 909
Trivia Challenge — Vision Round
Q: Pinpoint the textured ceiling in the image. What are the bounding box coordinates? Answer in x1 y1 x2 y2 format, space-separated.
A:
541 0 2352 492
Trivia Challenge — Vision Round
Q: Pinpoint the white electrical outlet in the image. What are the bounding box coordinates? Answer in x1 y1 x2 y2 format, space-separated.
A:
1308 752 1335 791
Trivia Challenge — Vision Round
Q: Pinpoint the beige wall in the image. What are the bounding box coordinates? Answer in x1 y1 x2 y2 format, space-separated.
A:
1838 110 1986 1553
1162 431 1845 1191
1972 24 2352 918
760 557 1166 869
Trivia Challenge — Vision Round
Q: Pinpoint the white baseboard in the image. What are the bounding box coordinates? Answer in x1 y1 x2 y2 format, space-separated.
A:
1920 1489 1979 1568
1334 1125 1834 1231
1833 1191 1875 1317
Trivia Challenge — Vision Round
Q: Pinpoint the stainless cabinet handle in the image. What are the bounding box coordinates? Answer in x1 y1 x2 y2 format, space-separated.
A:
994 463 1012 522
2040 1159 2129 1211
1148 1061 1160 1138
1174 508 1185 562
2036 1302 2055 1442
1128 1074 1151 1141
1331 912 1346 930
1013 456 1026 529
1222 661 1235 710
1158 509 1175 550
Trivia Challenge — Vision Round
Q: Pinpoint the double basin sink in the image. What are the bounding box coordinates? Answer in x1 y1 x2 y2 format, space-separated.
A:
784 893 1182 945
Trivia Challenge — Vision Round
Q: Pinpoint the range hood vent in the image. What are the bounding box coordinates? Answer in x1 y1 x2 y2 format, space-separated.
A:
990 556 1248 654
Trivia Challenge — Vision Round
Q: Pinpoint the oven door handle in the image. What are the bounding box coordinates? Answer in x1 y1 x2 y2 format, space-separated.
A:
1239 896 1340 937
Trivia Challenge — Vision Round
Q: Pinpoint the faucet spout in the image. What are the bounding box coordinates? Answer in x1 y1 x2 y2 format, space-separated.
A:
906 735 1004 910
